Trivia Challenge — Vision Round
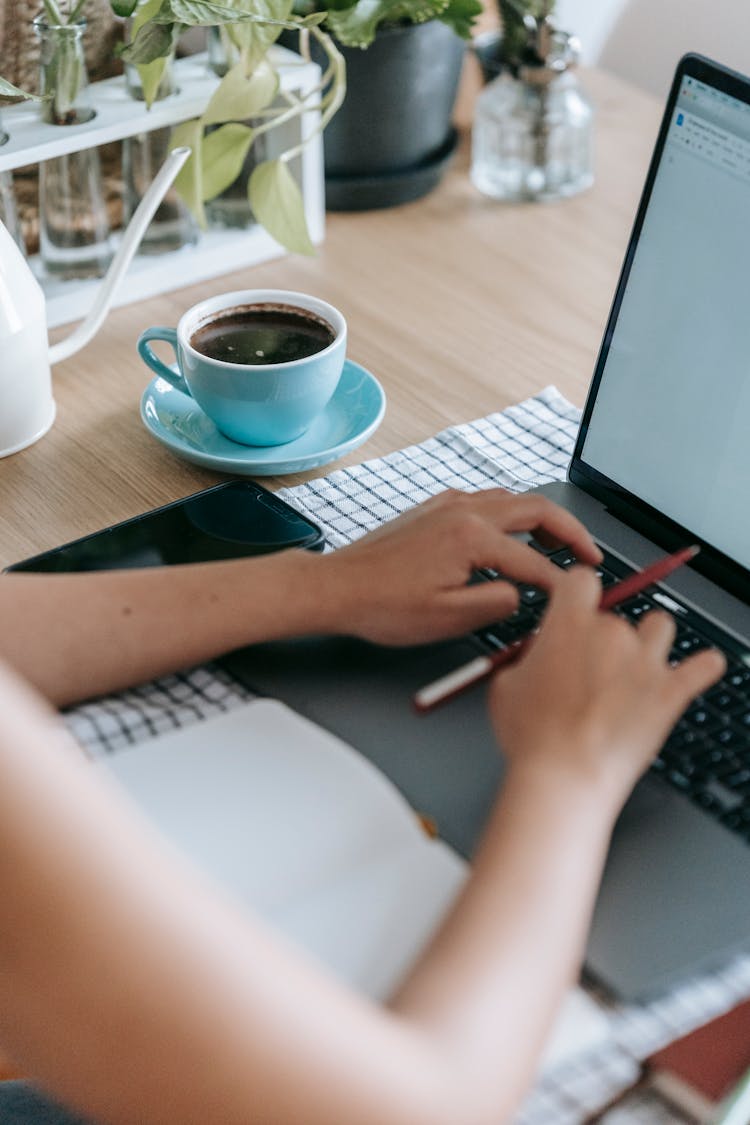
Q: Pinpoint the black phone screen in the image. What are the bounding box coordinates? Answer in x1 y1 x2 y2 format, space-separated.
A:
6 482 325 573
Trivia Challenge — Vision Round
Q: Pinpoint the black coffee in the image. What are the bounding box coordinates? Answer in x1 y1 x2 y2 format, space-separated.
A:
190 303 336 366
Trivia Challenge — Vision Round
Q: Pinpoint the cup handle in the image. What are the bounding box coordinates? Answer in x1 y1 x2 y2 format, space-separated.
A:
137 327 191 396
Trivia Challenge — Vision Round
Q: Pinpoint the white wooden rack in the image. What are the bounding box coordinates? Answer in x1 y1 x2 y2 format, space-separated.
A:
0 47 325 327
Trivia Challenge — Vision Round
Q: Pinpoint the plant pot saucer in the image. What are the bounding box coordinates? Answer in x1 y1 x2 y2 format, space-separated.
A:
324 128 459 212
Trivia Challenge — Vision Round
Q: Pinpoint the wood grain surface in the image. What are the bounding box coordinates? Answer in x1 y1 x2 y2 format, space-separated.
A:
0 67 660 568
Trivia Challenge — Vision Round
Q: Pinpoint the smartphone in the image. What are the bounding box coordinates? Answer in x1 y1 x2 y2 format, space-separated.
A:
5 481 325 573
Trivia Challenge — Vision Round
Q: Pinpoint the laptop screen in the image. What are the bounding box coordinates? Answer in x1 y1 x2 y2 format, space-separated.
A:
575 59 750 574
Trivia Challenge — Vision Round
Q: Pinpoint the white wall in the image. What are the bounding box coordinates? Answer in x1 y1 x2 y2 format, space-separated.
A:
553 0 750 98
554 0 628 65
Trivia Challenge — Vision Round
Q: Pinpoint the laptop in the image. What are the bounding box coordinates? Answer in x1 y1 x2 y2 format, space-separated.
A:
224 53 750 1001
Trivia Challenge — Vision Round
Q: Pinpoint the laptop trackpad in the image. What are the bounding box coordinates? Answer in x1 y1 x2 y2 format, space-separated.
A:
587 774 750 999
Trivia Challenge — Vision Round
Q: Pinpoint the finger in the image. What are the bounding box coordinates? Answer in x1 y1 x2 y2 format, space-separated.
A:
482 494 602 565
480 533 566 590
635 609 677 659
445 580 521 629
667 647 727 710
545 565 602 623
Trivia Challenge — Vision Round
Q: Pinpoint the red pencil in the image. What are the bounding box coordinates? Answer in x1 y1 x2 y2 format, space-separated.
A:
413 544 700 714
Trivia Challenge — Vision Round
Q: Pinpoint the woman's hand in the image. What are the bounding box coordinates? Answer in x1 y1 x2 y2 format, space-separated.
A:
489 566 727 810
319 488 602 646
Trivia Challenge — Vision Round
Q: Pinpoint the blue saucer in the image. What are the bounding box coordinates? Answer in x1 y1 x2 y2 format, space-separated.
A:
140 360 386 476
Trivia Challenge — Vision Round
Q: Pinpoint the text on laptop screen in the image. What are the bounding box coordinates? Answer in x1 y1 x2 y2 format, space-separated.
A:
580 75 750 571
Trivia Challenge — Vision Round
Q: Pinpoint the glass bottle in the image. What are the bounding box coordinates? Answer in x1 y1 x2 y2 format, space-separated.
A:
205 26 266 230
34 16 113 279
122 58 198 254
471 25 593 203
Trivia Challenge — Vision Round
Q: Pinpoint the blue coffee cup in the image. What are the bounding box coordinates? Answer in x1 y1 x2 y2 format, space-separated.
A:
138 289 347 447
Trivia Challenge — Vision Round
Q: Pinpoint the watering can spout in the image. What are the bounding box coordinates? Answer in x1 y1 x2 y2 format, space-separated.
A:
48 145 191 365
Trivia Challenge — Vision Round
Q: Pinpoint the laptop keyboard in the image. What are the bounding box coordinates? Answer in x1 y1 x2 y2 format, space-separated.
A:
474 545 750 847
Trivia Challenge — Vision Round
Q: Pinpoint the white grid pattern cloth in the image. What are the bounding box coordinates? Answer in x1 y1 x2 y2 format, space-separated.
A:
64 386 750 1124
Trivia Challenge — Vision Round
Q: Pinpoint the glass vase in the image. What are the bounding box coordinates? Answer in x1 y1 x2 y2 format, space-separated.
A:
471 31 594 203
122 58 198 255
34 16 113 279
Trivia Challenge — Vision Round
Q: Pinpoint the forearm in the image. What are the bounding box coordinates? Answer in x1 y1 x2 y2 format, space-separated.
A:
0 672 618 1125
0 550 338 705
0 488 606 708
391 761 616 1119
0 674 510 1125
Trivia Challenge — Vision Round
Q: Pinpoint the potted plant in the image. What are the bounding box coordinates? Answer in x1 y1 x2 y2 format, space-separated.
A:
119 0 346 252
287 0 482 209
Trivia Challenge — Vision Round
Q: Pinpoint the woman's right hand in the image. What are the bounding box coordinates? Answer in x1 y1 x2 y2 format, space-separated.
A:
488 566 727 812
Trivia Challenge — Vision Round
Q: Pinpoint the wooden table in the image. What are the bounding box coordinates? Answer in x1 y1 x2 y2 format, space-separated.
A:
0 64 668 1091
0 67 661 569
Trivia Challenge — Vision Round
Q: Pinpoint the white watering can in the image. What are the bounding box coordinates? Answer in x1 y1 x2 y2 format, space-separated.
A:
0 145 190 458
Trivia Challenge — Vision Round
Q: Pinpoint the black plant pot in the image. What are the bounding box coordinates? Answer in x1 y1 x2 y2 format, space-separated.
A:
295 21 465 210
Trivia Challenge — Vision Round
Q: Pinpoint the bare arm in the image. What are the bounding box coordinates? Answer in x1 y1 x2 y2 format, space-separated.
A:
0 489 601 705
0 570 725 1125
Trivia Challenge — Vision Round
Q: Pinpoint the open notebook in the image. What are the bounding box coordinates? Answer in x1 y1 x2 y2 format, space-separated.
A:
95 699 611 1075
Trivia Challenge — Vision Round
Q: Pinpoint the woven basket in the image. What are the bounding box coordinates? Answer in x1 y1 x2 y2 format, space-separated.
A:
0 0 121 89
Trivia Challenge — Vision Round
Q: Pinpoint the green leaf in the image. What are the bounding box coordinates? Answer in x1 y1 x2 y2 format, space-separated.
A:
200 122 255 200
0 77 44 101
159 0 288 25
139 54 170 105
42 0 64 25
498 0 555 63
110 0 140 16
248 159 315 256
119 20 180 64
142 0 176 21
201 60 278 125
130 0 172 104
67 0 90 21
170 118 206 226
440 0 481 37
132 0 166 28
214 0 293 67
325 0 444 47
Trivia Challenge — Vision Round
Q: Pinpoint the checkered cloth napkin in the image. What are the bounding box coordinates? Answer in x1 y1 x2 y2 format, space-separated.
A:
63 387 750 1124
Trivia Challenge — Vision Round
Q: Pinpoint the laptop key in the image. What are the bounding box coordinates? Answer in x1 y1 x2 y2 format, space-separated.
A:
667 769 692 792
502 607 535 633
706 686 742 712
517 584 547 606
617 596 654 622
674 630 710 656
726 667 750 695
684 705 723 734
721 768 750 789
665 723 703 747
548 549 577 569
713 726 747 751
702 779 744 812
595 566 618 588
